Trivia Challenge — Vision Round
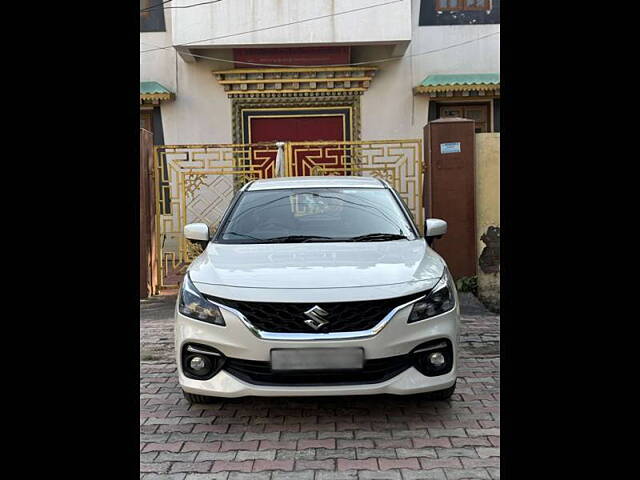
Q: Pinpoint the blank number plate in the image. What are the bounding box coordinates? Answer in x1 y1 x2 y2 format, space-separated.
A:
271 348 364 372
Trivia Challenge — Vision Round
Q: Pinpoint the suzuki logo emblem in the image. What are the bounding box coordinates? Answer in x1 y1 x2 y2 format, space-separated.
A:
303 305 330 330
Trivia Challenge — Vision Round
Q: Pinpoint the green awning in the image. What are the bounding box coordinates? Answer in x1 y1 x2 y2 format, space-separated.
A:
140 81 174 103
414 73 500 96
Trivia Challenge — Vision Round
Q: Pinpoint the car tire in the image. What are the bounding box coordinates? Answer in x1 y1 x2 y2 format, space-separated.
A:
423 381 456 400
182 390 216 404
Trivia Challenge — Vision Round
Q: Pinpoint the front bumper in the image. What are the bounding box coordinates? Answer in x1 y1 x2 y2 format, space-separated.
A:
180 365 456 398
175 298 460 397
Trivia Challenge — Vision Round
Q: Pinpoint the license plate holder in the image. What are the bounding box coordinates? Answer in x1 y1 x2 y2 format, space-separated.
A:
270 347 364 372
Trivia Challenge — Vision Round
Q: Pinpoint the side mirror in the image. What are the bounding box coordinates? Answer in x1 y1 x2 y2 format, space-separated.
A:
425 218 447 246
184 223 209 241
184 223 210 251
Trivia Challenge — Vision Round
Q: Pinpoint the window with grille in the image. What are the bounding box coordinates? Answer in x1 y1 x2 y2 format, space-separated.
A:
420 0 499 25
438 104 490 133
435 0 491 11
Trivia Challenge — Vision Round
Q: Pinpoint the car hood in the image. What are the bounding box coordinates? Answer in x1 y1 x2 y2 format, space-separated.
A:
188 239 446 302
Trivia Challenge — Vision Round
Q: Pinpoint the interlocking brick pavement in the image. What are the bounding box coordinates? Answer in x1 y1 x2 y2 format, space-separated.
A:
140 294 499 479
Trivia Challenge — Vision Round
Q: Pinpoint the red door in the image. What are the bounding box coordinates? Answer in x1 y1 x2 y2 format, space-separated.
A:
249 115 347 177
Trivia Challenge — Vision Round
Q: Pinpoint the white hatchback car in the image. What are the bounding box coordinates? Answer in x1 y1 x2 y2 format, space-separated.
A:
175 176 459 403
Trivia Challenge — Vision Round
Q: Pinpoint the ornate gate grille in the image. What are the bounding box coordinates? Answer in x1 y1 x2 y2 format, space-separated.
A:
153 139 423 292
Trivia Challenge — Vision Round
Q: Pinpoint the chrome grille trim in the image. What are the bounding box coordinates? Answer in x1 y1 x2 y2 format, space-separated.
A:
207 295 426 341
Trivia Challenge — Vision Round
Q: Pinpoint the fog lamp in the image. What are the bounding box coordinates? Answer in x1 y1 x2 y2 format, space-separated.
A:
428 352 445 367
189 356 207 371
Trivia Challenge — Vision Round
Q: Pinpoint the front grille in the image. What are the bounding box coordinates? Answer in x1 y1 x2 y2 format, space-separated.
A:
205 292 427 333
224 354 413 386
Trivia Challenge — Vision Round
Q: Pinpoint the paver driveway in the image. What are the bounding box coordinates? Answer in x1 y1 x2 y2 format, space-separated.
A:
140 294 499 480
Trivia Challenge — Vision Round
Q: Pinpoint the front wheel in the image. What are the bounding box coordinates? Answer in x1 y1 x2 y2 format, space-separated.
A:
182 390 216 404
422 380 456 400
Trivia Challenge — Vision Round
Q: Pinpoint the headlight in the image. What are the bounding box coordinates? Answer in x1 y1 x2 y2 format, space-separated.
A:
408 269 455 323
178 274 226 326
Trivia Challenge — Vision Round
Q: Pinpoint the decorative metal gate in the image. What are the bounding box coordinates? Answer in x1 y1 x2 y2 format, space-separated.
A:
153 139 423 292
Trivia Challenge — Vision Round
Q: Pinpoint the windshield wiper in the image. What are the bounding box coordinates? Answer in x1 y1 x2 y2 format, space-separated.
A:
347 233 408 242
264 235 334 243
224 232 334 243
224 232 267 241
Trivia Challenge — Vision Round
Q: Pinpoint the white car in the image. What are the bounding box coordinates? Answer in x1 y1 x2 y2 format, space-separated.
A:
175 176 459 403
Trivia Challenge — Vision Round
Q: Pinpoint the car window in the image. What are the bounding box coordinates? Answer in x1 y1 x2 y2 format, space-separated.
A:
217 187 417 243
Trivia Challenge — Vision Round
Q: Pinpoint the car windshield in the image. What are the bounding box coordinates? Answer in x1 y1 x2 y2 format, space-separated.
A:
217 187 417 243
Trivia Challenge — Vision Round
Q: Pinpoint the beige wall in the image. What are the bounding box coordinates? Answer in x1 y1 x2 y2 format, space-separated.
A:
172 0 412 47
475 133 500 310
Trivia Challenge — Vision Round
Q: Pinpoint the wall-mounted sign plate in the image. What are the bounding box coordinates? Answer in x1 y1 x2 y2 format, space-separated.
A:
440 142 461 154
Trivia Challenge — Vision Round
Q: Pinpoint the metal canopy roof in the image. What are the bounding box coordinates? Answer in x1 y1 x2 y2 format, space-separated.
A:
140 81 174 104
414 73 500 96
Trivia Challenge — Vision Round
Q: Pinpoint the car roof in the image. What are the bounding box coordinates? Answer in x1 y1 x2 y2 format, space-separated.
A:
246 176 386 191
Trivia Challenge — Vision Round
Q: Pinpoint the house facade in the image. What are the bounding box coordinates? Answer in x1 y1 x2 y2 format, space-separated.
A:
140 0 499 144
140 0 500 303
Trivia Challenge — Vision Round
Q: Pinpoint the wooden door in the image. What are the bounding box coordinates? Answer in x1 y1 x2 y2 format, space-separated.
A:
425 118 477 279
140 110 153 132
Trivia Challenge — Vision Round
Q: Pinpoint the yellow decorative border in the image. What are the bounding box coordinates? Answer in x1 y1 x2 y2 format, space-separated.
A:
140 93 175 104
214 66 377 97
414 84 500 95
232 95 362 145
230 88 367 95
